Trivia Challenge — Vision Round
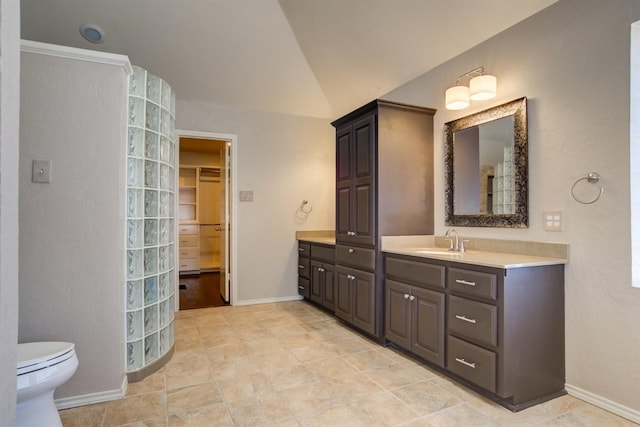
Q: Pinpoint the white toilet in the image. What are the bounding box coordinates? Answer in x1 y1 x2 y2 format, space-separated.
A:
16 342 78 427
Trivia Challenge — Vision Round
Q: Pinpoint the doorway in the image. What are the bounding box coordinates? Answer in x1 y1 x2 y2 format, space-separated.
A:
176 132 234 309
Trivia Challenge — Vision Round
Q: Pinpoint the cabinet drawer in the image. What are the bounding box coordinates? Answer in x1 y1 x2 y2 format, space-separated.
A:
336 245 375 270
179 247 199 259
178 224 199 235
178 235 199 247
448 268 497 300
178 258 200 271
311 245 335 263
385 257 445 289
298 277 310 298
448 295 497 347
298 257 310 279
298 242 311 257
447 335 496 392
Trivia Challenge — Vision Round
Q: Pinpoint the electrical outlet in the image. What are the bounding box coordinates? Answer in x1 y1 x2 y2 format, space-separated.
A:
543 210 563 231
32 160 52 183
239 190 254 202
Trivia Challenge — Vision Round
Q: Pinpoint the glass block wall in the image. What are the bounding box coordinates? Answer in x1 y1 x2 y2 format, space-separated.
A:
126 66 176 373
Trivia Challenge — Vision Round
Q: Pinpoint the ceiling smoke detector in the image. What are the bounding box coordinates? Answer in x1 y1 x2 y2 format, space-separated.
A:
79 24 105 44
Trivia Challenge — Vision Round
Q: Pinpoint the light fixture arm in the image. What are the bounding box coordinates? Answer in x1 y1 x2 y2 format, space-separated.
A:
454 67 485 86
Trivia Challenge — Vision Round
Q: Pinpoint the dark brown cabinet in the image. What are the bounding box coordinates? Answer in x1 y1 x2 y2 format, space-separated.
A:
386 281 445 367
297 241 335 311
310 260 335 311
335 265 376 335
385 257 446 366
333 100 436 339
384 252 566 411
336 114 376 246
297 242 311 298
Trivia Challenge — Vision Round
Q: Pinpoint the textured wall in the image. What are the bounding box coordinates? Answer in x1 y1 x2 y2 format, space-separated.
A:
384 0 640 413
176 101 335 304
19 49 128 398
0 0 21 424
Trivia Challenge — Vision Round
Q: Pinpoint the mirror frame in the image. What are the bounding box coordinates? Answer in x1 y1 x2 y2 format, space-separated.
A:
444 97 528 228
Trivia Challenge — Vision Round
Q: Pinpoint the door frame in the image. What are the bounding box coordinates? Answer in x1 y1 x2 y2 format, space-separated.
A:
175 129 238 306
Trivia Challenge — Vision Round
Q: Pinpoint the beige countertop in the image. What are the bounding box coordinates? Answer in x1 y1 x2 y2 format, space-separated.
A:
381 235 569 269
296 230 336 246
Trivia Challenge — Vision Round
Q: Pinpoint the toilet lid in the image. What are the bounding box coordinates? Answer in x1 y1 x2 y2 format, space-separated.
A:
17 342 75 374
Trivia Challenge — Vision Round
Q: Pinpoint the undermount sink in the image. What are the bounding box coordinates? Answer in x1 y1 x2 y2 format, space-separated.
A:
415 248 463 256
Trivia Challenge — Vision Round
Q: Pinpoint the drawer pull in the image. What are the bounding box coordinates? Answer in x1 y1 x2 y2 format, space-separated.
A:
455 315 477 324
318 267 325 273
455 279 476 287
455 357 476 369
298 248 305 252
347 231 357 236
298 265 305 269
347 274 355 280
298 285 306 290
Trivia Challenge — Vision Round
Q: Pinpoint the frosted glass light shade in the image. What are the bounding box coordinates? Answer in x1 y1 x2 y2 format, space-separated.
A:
445 85 470 110
469 75 497 101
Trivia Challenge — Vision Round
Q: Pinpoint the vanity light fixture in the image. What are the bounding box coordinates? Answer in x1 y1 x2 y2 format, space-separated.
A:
445 67 497 110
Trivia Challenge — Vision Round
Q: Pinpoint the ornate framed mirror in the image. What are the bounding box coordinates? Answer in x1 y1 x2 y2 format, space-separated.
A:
444 97 528 227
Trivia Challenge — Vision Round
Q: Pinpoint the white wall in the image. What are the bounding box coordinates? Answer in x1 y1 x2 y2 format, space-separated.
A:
0 0 21 424
384 0 640 414
19 47 129 399
176 101 335 303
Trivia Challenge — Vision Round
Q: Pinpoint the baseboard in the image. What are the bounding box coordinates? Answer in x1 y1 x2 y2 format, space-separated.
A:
565 383 640 424
55 375 127 410
235 295 303 306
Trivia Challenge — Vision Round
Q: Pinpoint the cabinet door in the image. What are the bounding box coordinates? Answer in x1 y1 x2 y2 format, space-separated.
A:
335 266 353 322
412 286 445 367
310 260 323 304
322 263 335 311
385 280 411 351
335 114 376 246
336 125 353 243
351 114 376 247
352 268 376 335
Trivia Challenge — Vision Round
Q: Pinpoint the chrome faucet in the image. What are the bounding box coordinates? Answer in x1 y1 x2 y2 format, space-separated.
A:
445 229 467 252
445 229 459 251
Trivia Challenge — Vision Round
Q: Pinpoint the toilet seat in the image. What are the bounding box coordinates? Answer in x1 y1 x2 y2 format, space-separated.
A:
17 342 75 376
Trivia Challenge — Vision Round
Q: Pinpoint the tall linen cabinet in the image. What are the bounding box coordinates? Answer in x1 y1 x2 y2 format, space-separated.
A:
332 100 436 339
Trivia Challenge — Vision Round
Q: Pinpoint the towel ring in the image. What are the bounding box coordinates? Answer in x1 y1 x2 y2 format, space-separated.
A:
299 200 313 214
571 172 604 204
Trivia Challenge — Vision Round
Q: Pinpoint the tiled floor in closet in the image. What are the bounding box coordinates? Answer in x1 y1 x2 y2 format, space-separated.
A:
60 301 637 426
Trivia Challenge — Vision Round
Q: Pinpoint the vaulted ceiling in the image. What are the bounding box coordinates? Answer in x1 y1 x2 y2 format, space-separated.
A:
21 0 556 119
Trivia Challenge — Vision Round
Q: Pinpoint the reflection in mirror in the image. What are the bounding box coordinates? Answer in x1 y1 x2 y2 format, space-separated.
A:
445 97 527 228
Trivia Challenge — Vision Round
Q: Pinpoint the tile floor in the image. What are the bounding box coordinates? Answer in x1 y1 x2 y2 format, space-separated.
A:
60 301 637 426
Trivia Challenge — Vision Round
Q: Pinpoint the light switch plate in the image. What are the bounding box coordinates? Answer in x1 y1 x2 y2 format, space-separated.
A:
543 210 563 231
32 160 52 183
239 190 254 202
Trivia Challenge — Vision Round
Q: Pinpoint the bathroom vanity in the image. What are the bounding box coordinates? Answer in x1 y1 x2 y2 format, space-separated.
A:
382 236 568 411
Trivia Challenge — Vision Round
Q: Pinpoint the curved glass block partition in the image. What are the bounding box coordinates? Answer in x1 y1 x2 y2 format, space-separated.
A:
126 66 176 374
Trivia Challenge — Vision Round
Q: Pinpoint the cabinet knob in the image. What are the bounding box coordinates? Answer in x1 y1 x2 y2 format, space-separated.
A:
348 248 354 254
403 294 410 299
347 231 357 236
347 274 355 280
318 267 325 273
298 285 306 290
298 265 305 269
409 295 415 301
